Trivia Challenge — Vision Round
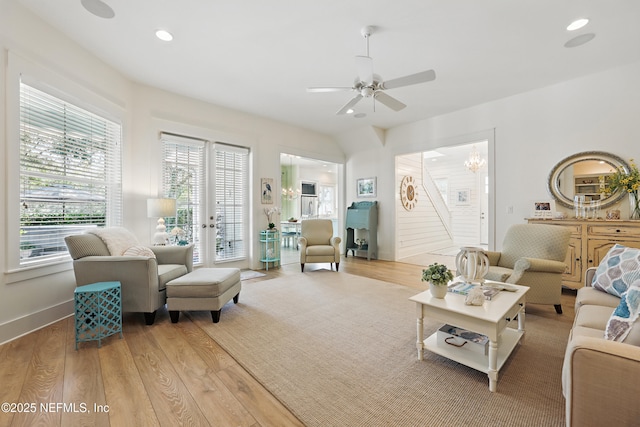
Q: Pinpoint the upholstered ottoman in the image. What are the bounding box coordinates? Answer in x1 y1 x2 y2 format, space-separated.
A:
166 268 241 323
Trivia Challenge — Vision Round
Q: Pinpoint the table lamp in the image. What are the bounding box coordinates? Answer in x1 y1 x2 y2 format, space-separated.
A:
147 198 176 245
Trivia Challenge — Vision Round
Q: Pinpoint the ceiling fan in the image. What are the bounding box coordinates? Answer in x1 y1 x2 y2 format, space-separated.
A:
307 26 436 115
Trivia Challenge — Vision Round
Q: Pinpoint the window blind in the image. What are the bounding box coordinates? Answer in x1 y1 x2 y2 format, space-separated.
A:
19 82 122 265
161 134 205 264
214 143 249 261
161 134 248 264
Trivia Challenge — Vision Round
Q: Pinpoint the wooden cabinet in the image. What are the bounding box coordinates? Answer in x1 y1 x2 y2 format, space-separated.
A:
527 219 640 289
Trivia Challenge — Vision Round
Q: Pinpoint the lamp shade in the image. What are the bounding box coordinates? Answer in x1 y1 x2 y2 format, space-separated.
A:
147 198 176 218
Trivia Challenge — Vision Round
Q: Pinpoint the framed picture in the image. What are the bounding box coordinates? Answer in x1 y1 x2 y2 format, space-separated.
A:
357 177 377 198
455 188 471 205
261 178 274 204
533 200 556 218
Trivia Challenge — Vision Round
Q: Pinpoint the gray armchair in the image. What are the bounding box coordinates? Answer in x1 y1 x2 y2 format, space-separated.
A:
298 219 341 272
65 229 193 325
484 223 571 313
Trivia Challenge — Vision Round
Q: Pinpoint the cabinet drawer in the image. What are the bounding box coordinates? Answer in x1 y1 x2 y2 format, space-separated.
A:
527 220 580 235
587 225 640 237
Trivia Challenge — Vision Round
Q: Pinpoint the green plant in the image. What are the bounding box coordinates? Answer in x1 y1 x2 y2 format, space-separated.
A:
20 242 35 250
605 159 640 194
421 263 453 286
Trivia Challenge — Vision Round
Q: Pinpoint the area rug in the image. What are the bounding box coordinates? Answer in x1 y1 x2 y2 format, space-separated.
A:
240 270 266 280
196 271 570 426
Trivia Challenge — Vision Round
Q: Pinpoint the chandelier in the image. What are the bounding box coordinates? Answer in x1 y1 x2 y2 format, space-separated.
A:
464 146 486 173
282 187 301 200
282 155 301 200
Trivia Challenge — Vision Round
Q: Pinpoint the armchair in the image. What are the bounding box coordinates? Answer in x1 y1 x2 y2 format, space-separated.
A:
484 223 570 313
65 228 193 325
298 219 341 272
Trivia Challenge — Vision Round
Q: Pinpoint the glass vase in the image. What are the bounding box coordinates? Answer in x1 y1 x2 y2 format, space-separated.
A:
630 191 640 220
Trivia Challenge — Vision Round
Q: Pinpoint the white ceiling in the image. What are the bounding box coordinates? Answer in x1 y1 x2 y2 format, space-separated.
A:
18 0 640 137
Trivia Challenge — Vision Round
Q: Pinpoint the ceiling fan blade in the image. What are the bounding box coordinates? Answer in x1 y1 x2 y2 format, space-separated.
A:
336 94 363 115
307 87 353 93
374 91 406 112
380 69 436 90
355 55 373 85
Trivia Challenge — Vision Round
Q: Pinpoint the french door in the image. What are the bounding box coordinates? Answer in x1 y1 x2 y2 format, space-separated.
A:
161 133 248 266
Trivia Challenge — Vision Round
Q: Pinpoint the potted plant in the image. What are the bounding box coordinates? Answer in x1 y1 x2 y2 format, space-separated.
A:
264 207 281 231
421 263 454 298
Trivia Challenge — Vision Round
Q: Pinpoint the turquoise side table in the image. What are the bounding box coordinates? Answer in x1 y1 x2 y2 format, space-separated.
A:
74 281 123 350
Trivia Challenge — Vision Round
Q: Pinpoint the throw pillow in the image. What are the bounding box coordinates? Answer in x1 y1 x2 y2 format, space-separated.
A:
604 282 640 345
592 244 640 297
123 245 156 258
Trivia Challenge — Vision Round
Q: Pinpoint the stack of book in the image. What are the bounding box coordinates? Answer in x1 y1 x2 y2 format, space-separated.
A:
447 282 501 300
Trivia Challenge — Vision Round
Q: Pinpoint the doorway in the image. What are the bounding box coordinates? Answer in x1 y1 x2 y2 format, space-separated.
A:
280 153 340 265
396 140 491 265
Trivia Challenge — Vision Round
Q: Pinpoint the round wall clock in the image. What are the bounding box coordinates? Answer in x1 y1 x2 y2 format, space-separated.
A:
400 175 418 211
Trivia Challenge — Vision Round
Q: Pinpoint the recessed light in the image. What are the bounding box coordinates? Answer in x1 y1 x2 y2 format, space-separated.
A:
81 0 115 19
155 29 173 42
564 33 596 48
567 18 589 31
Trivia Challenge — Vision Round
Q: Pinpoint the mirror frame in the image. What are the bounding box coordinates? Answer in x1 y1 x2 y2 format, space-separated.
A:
547 151 630 209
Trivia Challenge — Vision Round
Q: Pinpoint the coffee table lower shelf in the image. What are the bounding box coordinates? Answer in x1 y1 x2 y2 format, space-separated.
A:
423 327 524 374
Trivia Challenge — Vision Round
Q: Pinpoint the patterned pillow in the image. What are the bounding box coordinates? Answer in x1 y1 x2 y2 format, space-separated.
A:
605 283 640 345
123 245 156 258
592 244 640 297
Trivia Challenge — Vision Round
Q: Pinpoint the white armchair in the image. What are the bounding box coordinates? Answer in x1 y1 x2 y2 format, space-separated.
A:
65 227 193 325
484 223 571 313
298 219 341 272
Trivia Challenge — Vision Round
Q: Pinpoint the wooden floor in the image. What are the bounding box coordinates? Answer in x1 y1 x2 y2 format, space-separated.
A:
0 256 576 427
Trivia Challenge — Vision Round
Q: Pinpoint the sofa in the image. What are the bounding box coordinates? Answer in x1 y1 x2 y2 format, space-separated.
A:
562 266 640 426
65 227 193 325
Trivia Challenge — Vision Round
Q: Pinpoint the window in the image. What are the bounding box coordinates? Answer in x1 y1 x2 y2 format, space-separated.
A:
214 144 248 261
19 82 122 265
161 134 248 264
161 135 205 264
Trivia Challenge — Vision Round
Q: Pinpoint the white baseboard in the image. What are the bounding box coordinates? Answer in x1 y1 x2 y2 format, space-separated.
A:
0 299 74 346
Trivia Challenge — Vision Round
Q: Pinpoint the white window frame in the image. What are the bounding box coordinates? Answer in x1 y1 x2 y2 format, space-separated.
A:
6 51 124 280
160 133 249 266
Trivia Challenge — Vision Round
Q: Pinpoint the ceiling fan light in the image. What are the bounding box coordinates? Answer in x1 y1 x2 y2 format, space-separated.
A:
155 29 173 41
567 18 589 31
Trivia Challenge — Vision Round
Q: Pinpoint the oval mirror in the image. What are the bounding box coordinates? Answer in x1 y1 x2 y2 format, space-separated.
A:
548 151 630 209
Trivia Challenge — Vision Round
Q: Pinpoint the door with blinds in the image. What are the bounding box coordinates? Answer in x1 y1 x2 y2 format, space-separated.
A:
161 133 249 266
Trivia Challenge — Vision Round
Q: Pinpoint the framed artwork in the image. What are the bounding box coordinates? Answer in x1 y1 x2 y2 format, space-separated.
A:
533 200 556 218
357 177 377 198
261 178 274 204
455 188 471 205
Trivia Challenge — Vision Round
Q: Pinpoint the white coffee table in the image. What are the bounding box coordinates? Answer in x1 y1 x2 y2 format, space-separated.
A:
409 282 529 392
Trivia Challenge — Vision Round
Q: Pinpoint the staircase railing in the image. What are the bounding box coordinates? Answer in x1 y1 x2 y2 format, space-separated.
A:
421 157 454 239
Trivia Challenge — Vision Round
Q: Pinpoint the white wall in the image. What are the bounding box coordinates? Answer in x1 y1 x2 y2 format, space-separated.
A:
0 3 344 344
342 60 640 260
